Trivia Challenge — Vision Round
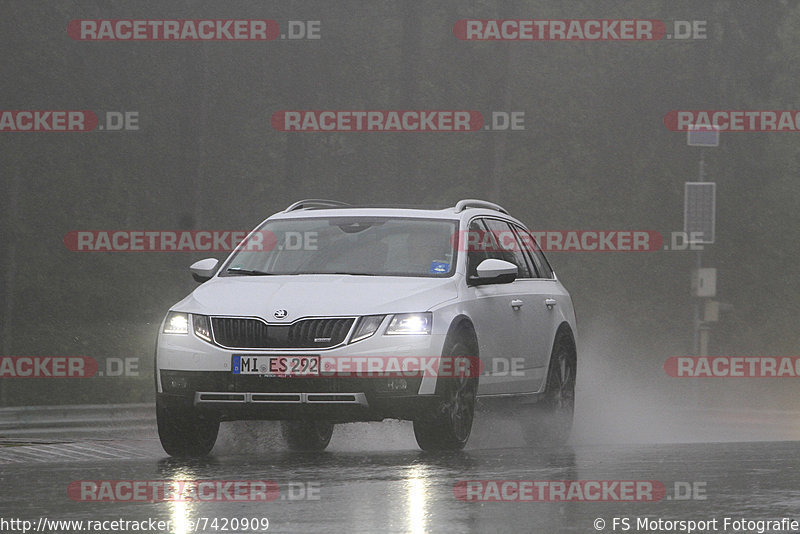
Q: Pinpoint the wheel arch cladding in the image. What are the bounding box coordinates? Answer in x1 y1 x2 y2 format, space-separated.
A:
554 322 577 360
443 315 479 355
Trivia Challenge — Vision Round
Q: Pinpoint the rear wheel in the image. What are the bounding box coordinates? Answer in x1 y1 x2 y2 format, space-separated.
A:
414 340 478 451
282 421 334 451
522 330 576 446
157 402 220 457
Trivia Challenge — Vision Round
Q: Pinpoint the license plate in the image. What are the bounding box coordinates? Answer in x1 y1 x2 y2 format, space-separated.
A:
232 355 320 377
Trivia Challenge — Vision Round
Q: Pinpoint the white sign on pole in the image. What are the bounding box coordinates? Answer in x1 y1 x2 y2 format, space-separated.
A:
692 268 717 297
687 124 720 147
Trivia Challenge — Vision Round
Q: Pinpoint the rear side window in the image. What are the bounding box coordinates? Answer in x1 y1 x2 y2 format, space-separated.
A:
514 225 554 279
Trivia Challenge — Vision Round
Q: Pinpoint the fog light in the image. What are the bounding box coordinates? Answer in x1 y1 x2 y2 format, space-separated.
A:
165 375 188 392
387 378 407 391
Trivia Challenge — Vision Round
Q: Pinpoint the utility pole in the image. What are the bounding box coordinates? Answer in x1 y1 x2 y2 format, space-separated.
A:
685 125 719 356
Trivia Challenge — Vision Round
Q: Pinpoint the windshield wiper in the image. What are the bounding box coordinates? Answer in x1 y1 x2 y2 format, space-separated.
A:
326 272 378 276
225 267 273 276
296 271 378 276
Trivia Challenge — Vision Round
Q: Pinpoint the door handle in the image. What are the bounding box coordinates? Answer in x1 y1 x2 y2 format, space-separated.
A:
544 298 557 310
510 299 524 310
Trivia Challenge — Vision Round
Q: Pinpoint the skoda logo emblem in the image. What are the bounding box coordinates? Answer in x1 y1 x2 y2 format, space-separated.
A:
274 309 288 319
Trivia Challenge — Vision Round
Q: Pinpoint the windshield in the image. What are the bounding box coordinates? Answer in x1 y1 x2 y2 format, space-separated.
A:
221 217 458 277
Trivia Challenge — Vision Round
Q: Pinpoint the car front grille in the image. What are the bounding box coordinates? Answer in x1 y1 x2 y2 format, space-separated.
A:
211 317 354 349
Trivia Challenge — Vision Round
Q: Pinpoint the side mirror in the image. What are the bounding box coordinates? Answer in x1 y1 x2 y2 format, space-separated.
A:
469 258 518 286
190 258 219 283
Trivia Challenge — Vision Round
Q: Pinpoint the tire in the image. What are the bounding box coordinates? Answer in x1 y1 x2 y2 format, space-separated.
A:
157 402 220 457
281 421 334 451
413 340 478 451
522 329 576 447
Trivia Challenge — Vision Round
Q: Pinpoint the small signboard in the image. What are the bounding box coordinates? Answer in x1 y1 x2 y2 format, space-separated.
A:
687 124 720 147
684 182 716 244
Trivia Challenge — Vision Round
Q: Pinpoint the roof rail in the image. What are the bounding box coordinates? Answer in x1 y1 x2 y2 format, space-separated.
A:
454 199 508 214
284 199 351 212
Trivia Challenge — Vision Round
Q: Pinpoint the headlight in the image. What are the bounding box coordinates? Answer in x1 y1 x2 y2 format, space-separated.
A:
193 314 212 342
350 315 385 343
163 312 189 334
385 313 432 335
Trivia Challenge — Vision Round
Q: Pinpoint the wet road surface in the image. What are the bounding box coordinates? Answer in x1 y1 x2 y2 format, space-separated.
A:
2 415 800 534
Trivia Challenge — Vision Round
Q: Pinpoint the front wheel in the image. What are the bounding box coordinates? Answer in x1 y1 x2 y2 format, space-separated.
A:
281 421 334 451
157 402 220 457
414 341 478 451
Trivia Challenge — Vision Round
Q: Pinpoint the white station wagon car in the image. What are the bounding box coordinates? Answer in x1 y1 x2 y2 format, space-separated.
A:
155 199 577 455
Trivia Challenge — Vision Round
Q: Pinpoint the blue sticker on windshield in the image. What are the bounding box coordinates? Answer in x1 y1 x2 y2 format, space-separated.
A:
430 261 449 273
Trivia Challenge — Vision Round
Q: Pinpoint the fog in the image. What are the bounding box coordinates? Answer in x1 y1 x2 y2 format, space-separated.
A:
3 1 800 445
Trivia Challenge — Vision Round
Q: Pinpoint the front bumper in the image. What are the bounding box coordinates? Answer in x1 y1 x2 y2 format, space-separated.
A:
156 326 449 423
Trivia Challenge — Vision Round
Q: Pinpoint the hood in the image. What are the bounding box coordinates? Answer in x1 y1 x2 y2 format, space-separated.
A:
172 274 459 321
